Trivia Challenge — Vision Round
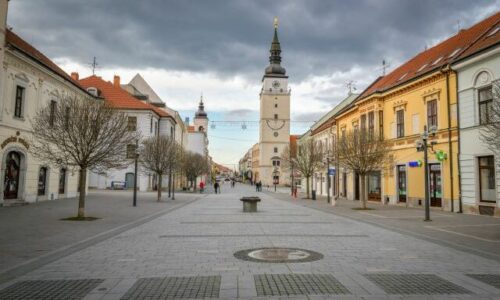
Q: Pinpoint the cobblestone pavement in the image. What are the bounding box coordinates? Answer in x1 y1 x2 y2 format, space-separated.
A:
1 184 500 299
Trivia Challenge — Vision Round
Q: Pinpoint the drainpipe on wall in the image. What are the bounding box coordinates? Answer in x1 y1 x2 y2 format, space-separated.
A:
453 68 463 213
443 66 455 213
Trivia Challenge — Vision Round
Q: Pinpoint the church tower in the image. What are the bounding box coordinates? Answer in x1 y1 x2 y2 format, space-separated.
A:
258 17 290 186
194 95 208 133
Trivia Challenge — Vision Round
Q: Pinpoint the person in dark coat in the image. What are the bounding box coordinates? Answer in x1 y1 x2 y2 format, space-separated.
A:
214 182 219 194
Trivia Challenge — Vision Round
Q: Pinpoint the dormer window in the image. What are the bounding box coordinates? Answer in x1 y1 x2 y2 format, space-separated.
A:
432 56 443 66
397 73 408 81
86 87 98 97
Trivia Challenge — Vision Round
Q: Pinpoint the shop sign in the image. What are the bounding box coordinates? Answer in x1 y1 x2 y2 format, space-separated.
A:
1 135 29 149
435 150 447 162
409 160 422 167
328 168 336 176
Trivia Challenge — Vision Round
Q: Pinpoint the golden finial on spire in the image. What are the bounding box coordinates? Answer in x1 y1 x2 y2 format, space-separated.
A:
274 16 279 29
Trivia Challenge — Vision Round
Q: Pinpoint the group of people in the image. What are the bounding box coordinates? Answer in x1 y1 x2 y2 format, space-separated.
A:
255 180 263 192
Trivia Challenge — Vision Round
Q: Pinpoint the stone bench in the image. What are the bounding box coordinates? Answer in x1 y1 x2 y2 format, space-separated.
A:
240 197 261 212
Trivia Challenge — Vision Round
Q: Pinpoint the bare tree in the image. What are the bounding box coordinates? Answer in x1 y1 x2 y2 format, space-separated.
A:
281 138 323 199
182 151 209 190
336 130 392 209
140 136 181 202
30 96 138 218
480 82 500 154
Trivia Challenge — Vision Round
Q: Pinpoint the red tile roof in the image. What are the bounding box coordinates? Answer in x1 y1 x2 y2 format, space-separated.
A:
359 12 500 100
5 29 88 93
79 75 173 119
187 125 195 133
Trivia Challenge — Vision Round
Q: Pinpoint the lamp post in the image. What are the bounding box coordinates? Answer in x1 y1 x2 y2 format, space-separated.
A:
326 156 331 204
133 140 139 207
273 168 278 192
419 125 436 222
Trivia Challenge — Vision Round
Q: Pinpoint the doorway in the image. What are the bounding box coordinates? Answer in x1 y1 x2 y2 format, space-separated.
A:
38 167 48 196
397 165 407 203
429 163 442 207
4 151 21 199
125 172 135 189
59 168 66 194
367 171 381 201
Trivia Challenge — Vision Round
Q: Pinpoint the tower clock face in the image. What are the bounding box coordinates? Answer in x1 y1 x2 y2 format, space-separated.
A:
272 80 280 88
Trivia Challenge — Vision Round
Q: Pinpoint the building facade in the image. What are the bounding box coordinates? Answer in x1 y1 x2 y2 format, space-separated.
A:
453 33 500 216
0 1 88 205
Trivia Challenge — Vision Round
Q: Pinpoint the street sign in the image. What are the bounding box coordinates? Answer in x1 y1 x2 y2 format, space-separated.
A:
328 168 336 176
409 160 422 167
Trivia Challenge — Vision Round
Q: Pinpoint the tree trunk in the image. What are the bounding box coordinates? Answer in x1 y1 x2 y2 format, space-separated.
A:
194 178 197 191
78 168 87 218
157 173 162 202
360 174 367 209
306 176 310 199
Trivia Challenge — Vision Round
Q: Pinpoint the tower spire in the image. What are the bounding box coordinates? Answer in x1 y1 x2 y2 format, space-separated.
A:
264 16 286 76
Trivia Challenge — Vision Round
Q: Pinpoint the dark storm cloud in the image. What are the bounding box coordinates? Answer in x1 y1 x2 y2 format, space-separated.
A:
8 0 497 83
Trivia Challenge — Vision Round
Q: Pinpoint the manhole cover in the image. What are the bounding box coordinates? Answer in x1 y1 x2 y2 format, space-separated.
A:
234 247 323 263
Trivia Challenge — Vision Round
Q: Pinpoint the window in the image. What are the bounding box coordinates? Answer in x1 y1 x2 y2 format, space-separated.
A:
274 147 278 153
396 110 404 138
64 106 70 129
274 114 278 120
368 111 374 139
154 121 158 135
14 85 25 118
427 100 438 128
378 111 383 140
37 167 47 196
150 117 153 133
126 144 137 159
360 114 366 133
127 116 137 131
49 100 57 127
274 103 278 108
479 86 493 125
272 160 281 166
478 156 495 203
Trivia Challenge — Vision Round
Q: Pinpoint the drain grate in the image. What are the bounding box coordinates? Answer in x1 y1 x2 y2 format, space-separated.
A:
120 276 221 299
364 274 471 295
254 274 350 296
467 274 500 289
0 279 104 300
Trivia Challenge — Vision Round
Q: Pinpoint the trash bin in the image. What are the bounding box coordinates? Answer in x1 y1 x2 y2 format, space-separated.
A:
312 190 316 200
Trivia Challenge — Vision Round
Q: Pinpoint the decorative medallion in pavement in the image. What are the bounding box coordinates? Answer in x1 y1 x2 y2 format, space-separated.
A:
234 247 323 263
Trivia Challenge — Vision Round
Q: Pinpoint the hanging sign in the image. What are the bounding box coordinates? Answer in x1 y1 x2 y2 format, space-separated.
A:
436 150 447 162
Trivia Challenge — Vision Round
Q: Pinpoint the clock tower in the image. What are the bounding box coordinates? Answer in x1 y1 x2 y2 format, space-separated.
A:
258 17 290 186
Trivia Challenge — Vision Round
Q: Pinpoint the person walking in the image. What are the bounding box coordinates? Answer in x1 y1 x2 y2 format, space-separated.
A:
214 182 219 194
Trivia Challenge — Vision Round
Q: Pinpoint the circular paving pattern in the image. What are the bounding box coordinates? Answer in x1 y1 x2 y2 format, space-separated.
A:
234 247 323 263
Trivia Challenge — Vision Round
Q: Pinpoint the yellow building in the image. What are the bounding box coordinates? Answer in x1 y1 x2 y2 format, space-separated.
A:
333 13 498 211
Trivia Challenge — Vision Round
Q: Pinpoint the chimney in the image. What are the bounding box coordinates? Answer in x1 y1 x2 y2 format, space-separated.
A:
71 72 79 81
113 75 120 87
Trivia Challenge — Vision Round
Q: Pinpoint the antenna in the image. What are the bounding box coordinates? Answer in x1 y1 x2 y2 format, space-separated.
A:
382 59 390 76
456 19 461 33
89 56 99 75
346 81 356 95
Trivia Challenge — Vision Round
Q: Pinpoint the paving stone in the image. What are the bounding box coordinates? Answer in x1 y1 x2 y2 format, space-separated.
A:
466 274 500 290
254 273 350 296
0 279 104 300
120 276 221 299
364 274 471 295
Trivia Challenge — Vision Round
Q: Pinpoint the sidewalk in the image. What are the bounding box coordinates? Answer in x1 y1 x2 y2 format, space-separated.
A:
266 189 500 262
0 190 201 284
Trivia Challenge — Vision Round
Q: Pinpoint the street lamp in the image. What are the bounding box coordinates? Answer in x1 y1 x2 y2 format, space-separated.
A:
326 153 331 204
418 125 436 221
133 140 139 207
273 168 279 192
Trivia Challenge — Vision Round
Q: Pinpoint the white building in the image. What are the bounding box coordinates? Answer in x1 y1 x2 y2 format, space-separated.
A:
454 35 500 216
186 97 210 184
0 1 88 205
77 74 177 191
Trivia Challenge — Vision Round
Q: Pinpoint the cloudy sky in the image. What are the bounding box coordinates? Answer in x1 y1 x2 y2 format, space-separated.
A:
8 0 499 167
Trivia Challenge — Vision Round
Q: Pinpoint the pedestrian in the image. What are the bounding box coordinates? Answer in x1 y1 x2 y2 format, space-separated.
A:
199 181 205 193
214 182 219 194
